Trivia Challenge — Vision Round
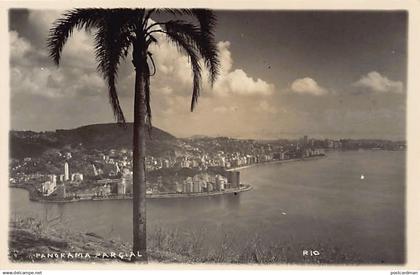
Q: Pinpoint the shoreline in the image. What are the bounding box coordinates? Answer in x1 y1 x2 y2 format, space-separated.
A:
226 155 326 171
9 184 253 203
10 155 325 204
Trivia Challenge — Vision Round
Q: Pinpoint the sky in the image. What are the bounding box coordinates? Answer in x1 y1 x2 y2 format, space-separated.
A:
9 9 407 140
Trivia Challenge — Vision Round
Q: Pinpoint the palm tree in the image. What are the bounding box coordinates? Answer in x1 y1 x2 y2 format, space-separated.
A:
47 8 219 261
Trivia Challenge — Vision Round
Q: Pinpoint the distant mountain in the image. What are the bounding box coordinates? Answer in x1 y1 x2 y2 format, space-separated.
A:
10 123 178 159
186 134 212 140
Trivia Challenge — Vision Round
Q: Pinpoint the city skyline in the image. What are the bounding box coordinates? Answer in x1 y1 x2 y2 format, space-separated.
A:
9 10 407 140
9 123 406 142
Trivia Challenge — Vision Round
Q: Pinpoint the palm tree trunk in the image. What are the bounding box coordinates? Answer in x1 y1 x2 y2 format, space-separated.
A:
132 45 147 262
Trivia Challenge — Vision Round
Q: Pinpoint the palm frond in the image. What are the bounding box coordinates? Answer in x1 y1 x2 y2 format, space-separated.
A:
146 34 158 46
163 20 219 86
147 52 157 76
48 8 219 122
190 9 219 84
155 9 219 84
142 8 156 29
190 9 217 35
47 8 104 65
158 8 216 30
94 15 133 124
164 29 202 111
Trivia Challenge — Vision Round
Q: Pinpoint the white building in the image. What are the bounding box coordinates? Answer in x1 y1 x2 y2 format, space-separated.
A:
64 162 69 181
42 180 56 196
49 174 57 184
215 174 227 191
71 173 84 182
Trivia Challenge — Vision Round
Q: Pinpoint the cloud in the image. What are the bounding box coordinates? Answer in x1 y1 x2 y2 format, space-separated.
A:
212 42 274 96
215 68 274 96
216 41 233 76
11 9 275 104
9 10 276 137
27 10 62 41
160 86 173 95
257 100 277 114
10 31 31 61
290 77 328 96
353 71 403 94
9 10 106 99
9 10 406 140
146 39 275 98
213 105 239 113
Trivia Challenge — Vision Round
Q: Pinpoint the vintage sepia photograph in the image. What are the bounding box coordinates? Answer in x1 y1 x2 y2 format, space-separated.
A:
7 7 407 266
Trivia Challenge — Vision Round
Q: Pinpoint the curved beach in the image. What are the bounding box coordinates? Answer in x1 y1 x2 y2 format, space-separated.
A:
9 184 253 203
10 155 324 203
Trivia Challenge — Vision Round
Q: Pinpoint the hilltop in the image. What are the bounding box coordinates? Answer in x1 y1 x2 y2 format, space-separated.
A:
10 123 177 159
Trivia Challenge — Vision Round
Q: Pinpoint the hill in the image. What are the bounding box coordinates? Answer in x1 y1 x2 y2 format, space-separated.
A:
10 123 178 159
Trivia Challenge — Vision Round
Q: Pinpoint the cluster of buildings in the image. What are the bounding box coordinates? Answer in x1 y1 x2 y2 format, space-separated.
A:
87 170 241 198
41 162 84 197
93 150 277 174
79 135 327 177
34 135 323 198
175 153 274 170
175 171 241 194
12 133 406 201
